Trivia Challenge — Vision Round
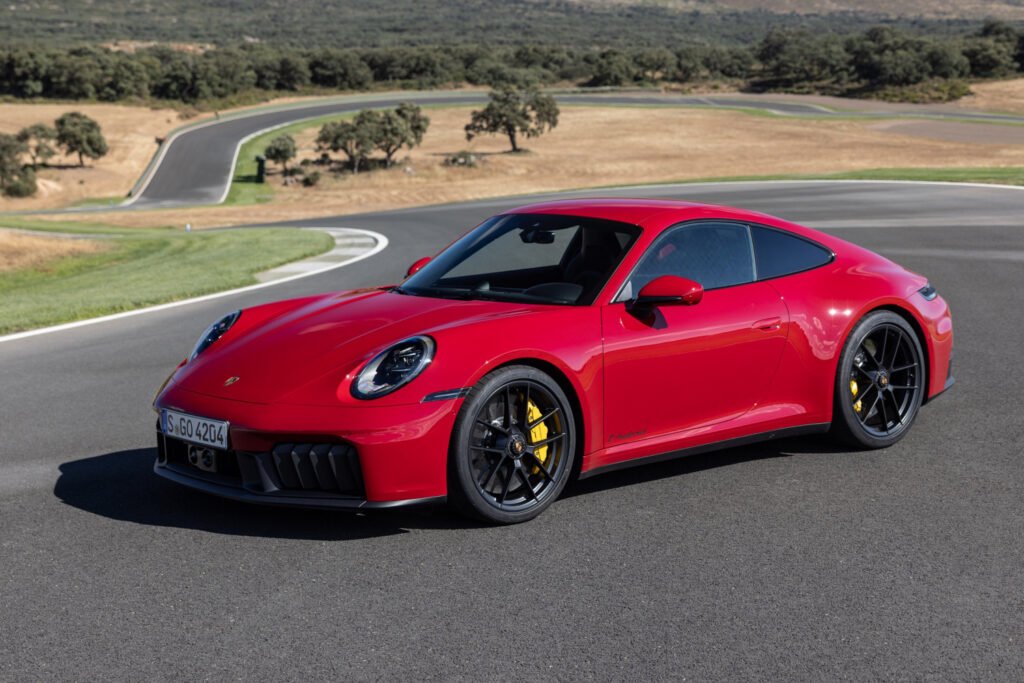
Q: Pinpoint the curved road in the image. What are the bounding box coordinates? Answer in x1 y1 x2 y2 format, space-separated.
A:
2 179 1023 678
127 90 1024 208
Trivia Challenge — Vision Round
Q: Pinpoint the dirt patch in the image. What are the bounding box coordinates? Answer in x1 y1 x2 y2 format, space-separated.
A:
957 79 1024 115
0 231 104 273
0 102 213 212
868 120 1024 144
50 104 1024 230
101 41 212 54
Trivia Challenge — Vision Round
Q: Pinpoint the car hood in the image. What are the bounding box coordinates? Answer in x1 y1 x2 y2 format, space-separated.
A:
173 288 535 405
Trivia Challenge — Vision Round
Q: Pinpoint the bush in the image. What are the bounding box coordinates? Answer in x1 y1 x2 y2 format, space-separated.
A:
301 170 321 187
4 166 38 197
264 134 296 172
586 50 637 87
866 79 972 104
443 151 478 167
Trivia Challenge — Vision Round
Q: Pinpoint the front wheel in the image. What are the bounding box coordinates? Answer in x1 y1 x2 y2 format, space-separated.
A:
448 366 576 524
832 311 926 449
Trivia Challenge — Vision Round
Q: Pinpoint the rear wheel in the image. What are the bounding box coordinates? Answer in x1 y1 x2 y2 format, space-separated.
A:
832 311 925 449
448 366 576 524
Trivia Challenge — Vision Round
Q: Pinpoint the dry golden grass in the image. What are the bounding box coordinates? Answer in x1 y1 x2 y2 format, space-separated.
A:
101 40 213 54
958 79 1024 115
0 231 104 273
44 105 1024 230
0 102 213 212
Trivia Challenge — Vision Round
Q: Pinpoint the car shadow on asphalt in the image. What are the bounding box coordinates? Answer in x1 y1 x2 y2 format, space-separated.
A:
53 448 475 541
54 437 846 539
564 435 847 499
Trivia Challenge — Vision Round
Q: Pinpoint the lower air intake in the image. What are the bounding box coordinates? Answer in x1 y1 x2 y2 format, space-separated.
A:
270 443 363 494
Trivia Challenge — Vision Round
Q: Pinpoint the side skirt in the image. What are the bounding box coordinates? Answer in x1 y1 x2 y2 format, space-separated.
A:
577 423 832 480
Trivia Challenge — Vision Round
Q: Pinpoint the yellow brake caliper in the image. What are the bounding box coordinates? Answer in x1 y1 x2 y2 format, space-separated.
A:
851 379 862 414
526 400 549 472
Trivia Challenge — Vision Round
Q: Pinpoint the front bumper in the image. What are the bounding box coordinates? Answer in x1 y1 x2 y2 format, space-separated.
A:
904 292 954 401
154 459 444 510
154 383 460 505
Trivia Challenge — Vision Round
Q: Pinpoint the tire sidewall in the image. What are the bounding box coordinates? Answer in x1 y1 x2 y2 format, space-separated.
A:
449 365 577 524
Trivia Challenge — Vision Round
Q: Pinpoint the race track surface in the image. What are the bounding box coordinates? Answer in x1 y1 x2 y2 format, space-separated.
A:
128 90 1024 209
2 181 1022 679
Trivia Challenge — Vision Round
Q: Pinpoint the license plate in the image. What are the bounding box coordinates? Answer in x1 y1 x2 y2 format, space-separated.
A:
161 409 229 450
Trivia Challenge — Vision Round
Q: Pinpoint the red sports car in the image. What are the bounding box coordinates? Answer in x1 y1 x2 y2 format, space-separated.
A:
153 199 953 523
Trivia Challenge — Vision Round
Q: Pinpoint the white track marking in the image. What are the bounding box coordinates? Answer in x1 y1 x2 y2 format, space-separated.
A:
123 91 476 208
0 227 387 344
9 178 1024 344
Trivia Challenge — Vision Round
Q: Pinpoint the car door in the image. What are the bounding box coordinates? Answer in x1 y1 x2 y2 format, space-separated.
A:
602 221 789 447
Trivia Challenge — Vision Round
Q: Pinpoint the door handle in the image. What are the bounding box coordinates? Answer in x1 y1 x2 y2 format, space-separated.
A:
753 317 782 331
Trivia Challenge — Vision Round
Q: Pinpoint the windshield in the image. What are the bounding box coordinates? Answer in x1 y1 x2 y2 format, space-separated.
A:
400 213 641 305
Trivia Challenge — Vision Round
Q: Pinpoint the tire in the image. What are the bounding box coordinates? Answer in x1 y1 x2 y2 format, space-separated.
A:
448 365 577 524
831 310 926 449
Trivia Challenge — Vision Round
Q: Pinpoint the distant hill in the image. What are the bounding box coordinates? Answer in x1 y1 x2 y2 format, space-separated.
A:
1 0 1015 47
572 1 1024 21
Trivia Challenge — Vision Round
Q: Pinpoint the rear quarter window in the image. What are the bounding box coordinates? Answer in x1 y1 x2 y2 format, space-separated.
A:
751 226 832 280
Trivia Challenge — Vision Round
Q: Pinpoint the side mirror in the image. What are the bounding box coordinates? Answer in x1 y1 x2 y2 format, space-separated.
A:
633 275 703 308
406 256 431 278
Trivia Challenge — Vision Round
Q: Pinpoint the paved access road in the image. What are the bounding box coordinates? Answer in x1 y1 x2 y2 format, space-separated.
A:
1 181 1022 679
127 89 1024 209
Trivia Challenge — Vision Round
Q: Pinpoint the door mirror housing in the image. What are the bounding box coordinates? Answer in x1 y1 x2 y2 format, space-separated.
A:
633 275 703 308
406 256 431 278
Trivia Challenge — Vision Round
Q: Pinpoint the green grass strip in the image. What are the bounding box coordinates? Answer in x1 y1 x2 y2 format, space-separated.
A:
0 224 333 334
226 111 361 206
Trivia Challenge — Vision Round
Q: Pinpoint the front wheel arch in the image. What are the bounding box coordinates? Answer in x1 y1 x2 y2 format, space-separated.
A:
446 364 579 523
485 358 588 481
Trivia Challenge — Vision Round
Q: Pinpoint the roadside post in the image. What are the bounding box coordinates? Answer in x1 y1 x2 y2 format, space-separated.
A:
256 155 267 184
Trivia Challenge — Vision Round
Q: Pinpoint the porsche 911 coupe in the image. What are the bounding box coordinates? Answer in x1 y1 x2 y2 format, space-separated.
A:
153 199 954 523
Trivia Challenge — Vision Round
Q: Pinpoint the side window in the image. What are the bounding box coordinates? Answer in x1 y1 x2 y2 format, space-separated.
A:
619 221 755 300
751 226 832 280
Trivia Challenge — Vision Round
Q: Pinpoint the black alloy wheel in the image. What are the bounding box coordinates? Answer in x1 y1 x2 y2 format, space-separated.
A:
833 310 925 449
449 366 576 524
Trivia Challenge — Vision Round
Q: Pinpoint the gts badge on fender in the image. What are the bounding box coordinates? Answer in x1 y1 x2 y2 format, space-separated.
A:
223 376 240 387
609 430 647 442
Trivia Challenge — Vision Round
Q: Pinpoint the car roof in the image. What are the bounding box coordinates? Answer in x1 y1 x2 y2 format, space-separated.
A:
505 198 788 233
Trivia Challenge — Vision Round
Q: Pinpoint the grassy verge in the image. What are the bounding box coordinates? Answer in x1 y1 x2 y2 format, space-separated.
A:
226 111 360 206
0 220 333 334
69 196 129 209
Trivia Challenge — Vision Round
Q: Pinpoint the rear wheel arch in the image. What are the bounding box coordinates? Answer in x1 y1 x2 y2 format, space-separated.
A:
872 304 931 402
832 303 930 408
831 307 927 448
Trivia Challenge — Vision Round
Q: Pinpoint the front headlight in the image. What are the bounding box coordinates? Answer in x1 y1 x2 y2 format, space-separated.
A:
352 336 435 399
190 310 241 361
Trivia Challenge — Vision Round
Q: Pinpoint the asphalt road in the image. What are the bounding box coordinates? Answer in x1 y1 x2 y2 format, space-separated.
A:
1 180 1022 679
127 90 1024 209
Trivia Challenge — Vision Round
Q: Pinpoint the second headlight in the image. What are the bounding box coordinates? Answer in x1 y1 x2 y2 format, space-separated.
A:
190 310 241 361
352 336 435 399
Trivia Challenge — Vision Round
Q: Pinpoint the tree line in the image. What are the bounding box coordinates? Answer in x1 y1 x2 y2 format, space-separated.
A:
0 112 108 198
259 89 559 184
1 0 976 53
2 21 1023 106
